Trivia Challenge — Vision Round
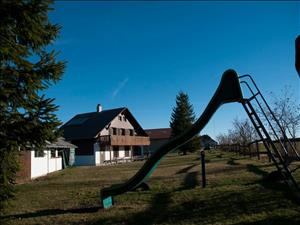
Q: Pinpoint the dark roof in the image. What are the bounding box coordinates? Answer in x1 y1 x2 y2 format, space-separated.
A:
61 107 147 140
200 135 217 147
145 128 172 140
46 137 77 149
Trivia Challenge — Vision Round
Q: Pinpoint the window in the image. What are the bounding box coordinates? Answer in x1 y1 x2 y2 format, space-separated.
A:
129 129 134 136
118 116 122 121
121 128 125 136
112 128 117 135
34 150 44 158
50 149 56 158
125 146 130 157
113 146 119 158
124 117 127 122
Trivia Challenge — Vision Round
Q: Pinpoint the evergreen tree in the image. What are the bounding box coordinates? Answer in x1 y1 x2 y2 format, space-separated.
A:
0 0 65 208
170 92 200 155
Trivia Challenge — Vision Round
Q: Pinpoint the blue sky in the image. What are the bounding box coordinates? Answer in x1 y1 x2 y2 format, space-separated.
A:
47 1 300 139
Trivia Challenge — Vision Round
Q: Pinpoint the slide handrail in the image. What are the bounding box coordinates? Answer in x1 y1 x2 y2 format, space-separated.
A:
239 75 300 160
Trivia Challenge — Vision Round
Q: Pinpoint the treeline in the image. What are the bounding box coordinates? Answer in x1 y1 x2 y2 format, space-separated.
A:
217 87 300 146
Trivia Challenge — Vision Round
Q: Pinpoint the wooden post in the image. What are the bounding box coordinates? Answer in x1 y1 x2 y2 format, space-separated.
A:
201 150 206 188
110 146 112 164
249 145 252 158
256 141 260 160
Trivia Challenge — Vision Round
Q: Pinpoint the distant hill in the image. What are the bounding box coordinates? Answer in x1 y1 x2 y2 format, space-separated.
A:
200 134 217 148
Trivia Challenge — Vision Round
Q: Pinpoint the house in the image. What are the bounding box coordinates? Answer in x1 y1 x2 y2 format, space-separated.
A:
200 134 217 149
144 129 217 153
60 106 150 166
17 137 77 183
144 128 172 154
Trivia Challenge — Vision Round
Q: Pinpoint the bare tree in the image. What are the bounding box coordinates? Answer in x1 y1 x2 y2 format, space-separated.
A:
216 133 230 145
232 118 257 145
267 86 300 139
216 118 257 145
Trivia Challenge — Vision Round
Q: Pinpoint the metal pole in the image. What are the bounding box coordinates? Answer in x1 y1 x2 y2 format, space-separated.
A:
201 150 206 188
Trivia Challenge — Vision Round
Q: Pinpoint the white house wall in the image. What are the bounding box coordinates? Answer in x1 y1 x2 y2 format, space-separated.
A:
94 142 100 165
104 146 111 162
99 113 135 136
30 150 62 179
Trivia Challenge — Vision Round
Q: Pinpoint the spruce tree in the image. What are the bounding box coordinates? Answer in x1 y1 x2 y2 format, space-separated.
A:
0 0 65 208
170 92 200 155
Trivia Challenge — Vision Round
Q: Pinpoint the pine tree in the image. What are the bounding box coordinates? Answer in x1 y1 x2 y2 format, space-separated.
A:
170 92 200 155
0 0 65 208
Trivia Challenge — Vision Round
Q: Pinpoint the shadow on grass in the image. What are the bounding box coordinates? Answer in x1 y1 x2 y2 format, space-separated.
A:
92 186 300 225
246 164 269 177
7 168 299 224
216 153 223 158
176 164 197 174
246 164 300 205
1 206 101 220
177 171 199 191
233 217 300 225
227 158 240 166
126 192 172 225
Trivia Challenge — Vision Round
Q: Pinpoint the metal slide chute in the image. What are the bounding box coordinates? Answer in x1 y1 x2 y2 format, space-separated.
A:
101 69 243 208
100 69 300 208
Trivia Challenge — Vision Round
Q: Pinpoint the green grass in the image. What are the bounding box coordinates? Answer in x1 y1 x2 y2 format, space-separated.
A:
2 150 300 225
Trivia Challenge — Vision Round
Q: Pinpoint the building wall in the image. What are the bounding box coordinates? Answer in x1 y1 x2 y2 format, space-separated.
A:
104 145 111 162
99 145 132 163
31 150 62 179
99 112 135 136
72 139 94 155
74 155 95 166
74 144 134 166
117 146 132 158
94 142 100 165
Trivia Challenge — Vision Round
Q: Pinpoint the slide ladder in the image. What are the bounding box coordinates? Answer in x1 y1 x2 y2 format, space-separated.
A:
240 75 300 191
100 70 300 208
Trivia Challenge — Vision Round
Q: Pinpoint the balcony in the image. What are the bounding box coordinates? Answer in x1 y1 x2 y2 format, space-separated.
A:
99 135 150 146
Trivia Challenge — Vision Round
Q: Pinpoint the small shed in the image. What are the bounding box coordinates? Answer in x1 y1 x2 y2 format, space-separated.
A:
17 137 77 183
46 137 77 168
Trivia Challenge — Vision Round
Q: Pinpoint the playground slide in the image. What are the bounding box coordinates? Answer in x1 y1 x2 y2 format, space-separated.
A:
101 69 244 208
296 35 300 76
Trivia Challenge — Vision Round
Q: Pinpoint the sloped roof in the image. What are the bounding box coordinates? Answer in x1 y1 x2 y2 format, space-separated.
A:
61 107 147 140
200 134 217 147
145 128 172 140
46 137 77 149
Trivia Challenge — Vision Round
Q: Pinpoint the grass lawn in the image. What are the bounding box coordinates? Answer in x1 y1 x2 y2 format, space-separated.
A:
2 150 300 225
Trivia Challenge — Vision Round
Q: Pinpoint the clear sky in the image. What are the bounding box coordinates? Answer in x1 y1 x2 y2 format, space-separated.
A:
47 1 300 139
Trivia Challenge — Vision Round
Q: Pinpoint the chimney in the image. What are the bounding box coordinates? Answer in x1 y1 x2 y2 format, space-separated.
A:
96 104 102 112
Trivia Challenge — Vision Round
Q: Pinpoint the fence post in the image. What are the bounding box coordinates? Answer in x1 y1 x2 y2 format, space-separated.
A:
200 150 206 188
249 144 251 158
256 140 260 160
